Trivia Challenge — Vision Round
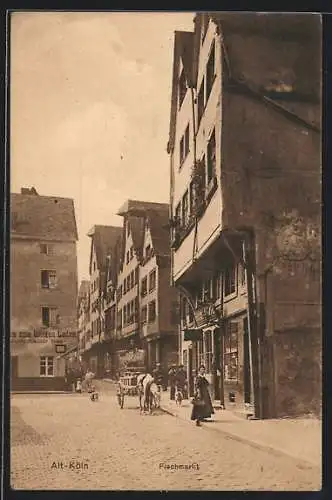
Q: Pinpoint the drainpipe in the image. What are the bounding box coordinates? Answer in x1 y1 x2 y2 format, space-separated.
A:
242 232 262 419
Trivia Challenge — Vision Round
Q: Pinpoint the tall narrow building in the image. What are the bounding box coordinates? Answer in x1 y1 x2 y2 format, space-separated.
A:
10 187 78 390
168 13 321 418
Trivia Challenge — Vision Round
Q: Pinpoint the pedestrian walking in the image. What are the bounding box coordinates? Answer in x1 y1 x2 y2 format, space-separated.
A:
191 364 214 426
168 366 176 400
175 364 188 399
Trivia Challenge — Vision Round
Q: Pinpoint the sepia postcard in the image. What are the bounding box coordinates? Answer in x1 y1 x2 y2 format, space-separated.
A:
7 10 322 492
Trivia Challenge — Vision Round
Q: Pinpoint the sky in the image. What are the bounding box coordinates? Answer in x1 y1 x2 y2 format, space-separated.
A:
10 11 194 282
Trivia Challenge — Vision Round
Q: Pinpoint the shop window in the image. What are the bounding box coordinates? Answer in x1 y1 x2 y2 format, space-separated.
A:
40 356 54 377
141 276 148 296
41 270 57 289
149 269 156 292
224 322 239 381
148 300 156 323
224 263 237 298
204 331 213 372
198 338 204 367
207 129 216 184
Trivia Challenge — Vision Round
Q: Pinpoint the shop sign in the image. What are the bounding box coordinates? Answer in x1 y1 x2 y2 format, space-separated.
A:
183 328 203 341
11 329 77 343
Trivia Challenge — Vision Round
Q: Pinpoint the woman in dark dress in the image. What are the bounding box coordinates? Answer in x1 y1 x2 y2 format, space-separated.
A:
191 364 214 426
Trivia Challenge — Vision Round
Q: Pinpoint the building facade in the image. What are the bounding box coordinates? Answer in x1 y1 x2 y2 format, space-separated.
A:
80 225 122 376
139 206 179 374
168 13 321 418
10 188 78 391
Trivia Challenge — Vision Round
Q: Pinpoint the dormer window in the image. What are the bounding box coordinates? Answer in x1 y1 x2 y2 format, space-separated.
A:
178 69 187 109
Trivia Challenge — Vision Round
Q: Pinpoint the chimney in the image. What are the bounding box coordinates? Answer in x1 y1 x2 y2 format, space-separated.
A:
21 187 39 195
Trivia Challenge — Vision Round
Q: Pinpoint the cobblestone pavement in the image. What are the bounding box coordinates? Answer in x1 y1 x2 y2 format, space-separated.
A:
10 382 321 491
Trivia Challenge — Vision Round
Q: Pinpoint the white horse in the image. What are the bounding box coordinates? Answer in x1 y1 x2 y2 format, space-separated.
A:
137 373 160 413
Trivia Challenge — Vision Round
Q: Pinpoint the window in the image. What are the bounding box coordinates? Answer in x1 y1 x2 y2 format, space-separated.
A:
180 136 185 165
141 305 148 324
41 270 57 289
40 356 54 377
185 124 190 157
40 244 48 255
207 129 216 183
180 124 190 166
117 310 122 329
123 304 128 325
224 263 237 298
149 269 156 292
224 321 238 381
198 77 205 125
148 300 156 323
145 244 151 259
182 190 189 226
178 69 187 108
141 276 148 296
130 246 134 260
206 41 215 100
204 331 213 372
135 266 139 285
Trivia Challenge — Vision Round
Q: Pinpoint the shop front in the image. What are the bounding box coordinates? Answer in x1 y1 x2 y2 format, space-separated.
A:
10 328 77 391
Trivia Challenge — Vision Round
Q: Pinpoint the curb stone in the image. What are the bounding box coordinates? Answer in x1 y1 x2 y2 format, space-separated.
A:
160 405 320 470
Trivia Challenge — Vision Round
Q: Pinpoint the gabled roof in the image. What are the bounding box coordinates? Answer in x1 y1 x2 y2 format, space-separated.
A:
11 191 78 241
78 280 89 298
145 206 170 258
117 200 170 265
167 29 195 154
88 225 122 274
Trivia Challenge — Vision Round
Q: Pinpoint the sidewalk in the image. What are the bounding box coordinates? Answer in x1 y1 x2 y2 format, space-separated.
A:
160 398 322 468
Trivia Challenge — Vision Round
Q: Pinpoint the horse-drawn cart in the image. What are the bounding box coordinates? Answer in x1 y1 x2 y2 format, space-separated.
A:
116 370 142 408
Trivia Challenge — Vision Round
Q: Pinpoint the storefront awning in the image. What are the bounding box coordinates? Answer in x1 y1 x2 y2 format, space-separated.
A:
183 328 203 342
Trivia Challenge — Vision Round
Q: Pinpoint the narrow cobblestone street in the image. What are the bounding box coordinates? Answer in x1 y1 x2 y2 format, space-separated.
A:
10 383 321 491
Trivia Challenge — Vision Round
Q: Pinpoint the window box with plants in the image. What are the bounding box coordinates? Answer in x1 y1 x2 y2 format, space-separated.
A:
191 160 206 218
